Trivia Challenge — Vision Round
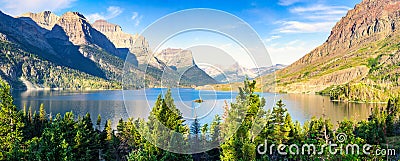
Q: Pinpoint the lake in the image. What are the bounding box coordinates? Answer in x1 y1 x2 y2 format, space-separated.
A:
12 88 380 128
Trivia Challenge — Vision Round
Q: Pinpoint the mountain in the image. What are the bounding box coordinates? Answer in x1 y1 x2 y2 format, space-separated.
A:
200 63 286 83
155 48 218 85
91 19 148 61
19 11 148 85
19 11 59 31
48 12 119 55
0 34 119 90
259 0 400 102
92 20 218 86
155 48 194 70
0 11 216 89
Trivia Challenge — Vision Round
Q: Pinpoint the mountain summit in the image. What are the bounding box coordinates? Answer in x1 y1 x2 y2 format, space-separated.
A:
266 0 400 101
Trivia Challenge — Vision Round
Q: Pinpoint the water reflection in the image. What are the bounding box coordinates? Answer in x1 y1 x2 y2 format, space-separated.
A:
12 89 380 128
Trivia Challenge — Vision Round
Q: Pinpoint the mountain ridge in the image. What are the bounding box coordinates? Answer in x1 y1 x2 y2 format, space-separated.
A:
0 10 218 89
262 0 400 102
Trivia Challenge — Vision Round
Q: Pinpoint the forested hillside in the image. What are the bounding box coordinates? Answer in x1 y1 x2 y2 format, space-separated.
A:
0 38 120 90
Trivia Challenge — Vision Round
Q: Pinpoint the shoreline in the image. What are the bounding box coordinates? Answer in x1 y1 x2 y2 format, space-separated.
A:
17 83 392 105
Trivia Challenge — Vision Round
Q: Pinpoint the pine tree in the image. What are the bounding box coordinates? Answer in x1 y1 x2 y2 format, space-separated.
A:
103 119 120 160
129 89 191 160
220 79 266 161
96 114 102 131
266 100 291 144
39 103 46 123
0 82 24 160
106 119 113 141
190 117 201 139
74 113 99 161
190 117 202 161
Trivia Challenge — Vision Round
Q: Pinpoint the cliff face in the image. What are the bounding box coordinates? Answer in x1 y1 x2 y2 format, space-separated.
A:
19 11 59 30
271 0 400 94
92 20 146 49
155 48 195 70
92 19 217 85
92 20 149 60
46 12 119 56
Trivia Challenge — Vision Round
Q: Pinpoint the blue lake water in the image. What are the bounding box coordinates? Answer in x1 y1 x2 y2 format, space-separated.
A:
12 88 379 128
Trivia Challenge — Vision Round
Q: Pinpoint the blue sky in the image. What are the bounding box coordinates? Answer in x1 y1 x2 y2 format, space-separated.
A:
0 0 361 66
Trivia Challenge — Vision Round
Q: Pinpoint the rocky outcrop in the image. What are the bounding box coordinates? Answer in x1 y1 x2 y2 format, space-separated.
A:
47 12 119 56
92 19 217 85
19 11 59 30
92 20 149 60
92 20 147 49
0 11 58 57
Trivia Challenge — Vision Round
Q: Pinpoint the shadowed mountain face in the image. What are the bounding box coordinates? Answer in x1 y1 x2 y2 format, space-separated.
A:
256 0 400 101
92 20 218 85
154 48 219 85
0 11 217 89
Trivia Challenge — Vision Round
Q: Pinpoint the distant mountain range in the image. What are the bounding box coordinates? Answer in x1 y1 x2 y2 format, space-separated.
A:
199 63 286 83
0 11 219 90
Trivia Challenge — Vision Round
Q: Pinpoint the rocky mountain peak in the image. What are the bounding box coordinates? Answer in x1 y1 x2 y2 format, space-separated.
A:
282 0 400 74
92 19 147 49
19 11 59 30
92 19 150 60
327 0 399 46
62 11 87 20
270 0 400 94
155 48 195 69
50 11 92 45
45 11 118 55
93 20 123 33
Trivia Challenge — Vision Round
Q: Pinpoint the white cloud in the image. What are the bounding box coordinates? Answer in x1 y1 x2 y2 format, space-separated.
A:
278 0 303 6
0 0 76 16
290 4 351 21
87 6 123 22
290 5 350 13
131 12 142 26
131 12 138 20
276 21 336 33
264 35 282 43
275 4 351 33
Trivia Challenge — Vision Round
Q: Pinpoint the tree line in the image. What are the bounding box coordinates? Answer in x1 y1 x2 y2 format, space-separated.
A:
0 80 399 160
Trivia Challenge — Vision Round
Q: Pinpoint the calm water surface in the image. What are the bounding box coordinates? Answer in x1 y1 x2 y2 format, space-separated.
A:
12 88 380 128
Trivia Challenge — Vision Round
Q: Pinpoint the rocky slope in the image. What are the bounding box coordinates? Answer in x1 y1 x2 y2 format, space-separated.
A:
48 12 119 56
0 11 217 89
92 20 217 85
155 48 195 70
282 0 399 71
260 0 400 101
154 48 218 85
0 33 119 90
92 19 148 61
